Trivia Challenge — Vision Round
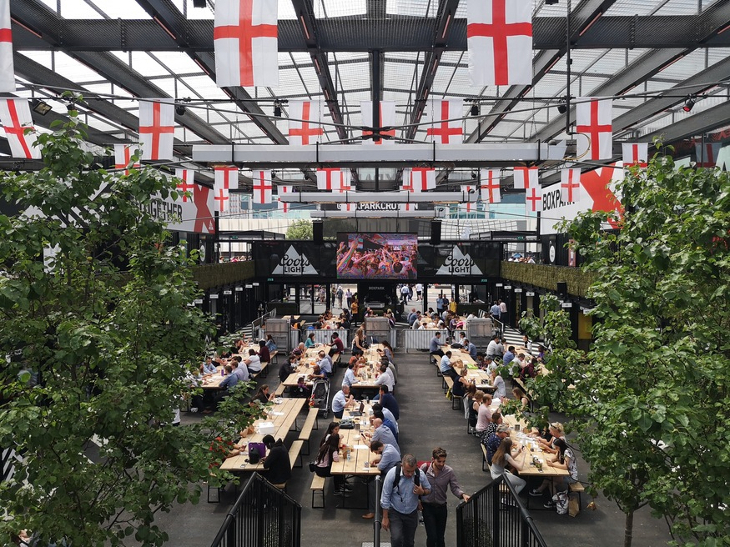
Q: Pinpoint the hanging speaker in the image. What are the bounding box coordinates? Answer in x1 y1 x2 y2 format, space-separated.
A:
557 282 568 296
193 0 207 7
313 221 324 245
430 220 442 245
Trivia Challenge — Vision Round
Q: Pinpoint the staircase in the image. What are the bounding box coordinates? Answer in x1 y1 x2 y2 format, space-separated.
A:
501 325 540 358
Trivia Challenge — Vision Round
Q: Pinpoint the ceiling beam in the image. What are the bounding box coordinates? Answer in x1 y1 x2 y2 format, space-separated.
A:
12 16 730 52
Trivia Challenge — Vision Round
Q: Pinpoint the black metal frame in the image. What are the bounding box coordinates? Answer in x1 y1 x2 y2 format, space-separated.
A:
456 475 548 547
209 473 302 547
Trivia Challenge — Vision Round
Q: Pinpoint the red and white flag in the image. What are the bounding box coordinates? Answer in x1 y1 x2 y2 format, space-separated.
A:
114 144 140 175
193 185 216 233
425 99 463 144
278 185 292 213
622 143 648 168
695 142 721 168
361 101 396 145
576 98 613 160
560 168 581 203
214 0 278 88
174 168 196 202
513 166 537 190
316 168 351 192
479 168 501 203
338 203 357 212
460 185 477 213
467 0 533 87
400 203 416 212
138 100 175 161
406 168 436 191
251 169 273 204
0 99 41 159
0 0 15 92
525 186 542 213
213 185 230 213
289 100 324 145
215 166 239 190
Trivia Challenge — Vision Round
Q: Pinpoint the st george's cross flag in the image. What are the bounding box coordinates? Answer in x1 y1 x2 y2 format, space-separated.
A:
361 101 397 145
467 0 533 87
0 0 15 92
214 0 278 88
560 168 581 204
252 170 273 204
479 168 502 203
406 167 436 191
138 99 175 161
338 203 357 212
576 98 613 160
214 166 238 213
695 142 722 168
289 100 324 145
316 168 351 192
174 169 196 202
114 144 140 175
622 143 648 168
525 186 542 213
400 203 416 212
424 99 463 144
0 99 41 159
278 185 292 213
460 185 477 213
513 166 538 190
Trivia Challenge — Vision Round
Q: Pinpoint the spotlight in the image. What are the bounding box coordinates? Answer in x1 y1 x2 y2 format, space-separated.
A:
192 0 207 6
175 104 186 116
31 99 52 116
470 103 479 116
557 102 567 114
545 0 559 4
682 96 696 112
273 100 282 118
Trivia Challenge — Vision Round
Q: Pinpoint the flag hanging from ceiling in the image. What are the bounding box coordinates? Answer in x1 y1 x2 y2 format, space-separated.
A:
214 0 278 88
361 101 397 145
251 169 273 204
695 142 721 168
467 0 533 87
215 166 239 190
0 0 15 92
174 169 196 202
513 166 537 190
479 168 501 203
525 186 542 213
560 168 581 204
138 100 175 161
425 99 463 144
192 185 216 234
576 98 613 160
0 98 41 159
406 167 436 191
289 100 324 145
316 168 351 192
114 144 140 175
400 203 416 212
338 203 357 212
460 185 477 213
278 185 292 213
213 185 230 213
622 143 648 168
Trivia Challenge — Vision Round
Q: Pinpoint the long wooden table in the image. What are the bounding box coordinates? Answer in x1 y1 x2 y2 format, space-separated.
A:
281 345 333 389
502 414 569 479
220 397 306 472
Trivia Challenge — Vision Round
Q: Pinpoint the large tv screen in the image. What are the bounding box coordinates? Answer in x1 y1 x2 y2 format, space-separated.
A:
336 233 418 280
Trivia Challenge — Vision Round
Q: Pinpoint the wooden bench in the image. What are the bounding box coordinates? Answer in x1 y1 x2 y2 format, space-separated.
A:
480 443 489 472
311 474 326 508
298 407 319 455
451 388 463 411
569 481 585 510
443 375 454 393
251 360 269 379
288 439 304 470
273 383 287 397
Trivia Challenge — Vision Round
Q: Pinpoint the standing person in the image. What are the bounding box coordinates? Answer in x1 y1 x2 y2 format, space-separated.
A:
336 285 344 308
380 454 432 547
436 294 446 315
345 288 353 308
490 300 501 321
420 447 471 547
415 282 423 301
499 299 508 326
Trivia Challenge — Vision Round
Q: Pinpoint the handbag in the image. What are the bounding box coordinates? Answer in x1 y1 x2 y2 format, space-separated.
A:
568 496 580 517
552 492 569 515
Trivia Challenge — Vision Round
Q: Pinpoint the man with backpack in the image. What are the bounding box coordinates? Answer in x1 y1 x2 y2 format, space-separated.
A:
380 454 431 547
420 447 470 547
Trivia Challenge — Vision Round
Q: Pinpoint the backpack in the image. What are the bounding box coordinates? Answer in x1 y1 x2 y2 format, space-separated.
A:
391 463 420 495
553 491 569 515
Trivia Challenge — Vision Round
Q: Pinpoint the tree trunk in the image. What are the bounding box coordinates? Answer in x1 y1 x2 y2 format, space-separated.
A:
624 510 634 547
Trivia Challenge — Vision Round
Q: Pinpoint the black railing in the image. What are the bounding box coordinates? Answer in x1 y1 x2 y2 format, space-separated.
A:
456 476 548 547
210 473 301 547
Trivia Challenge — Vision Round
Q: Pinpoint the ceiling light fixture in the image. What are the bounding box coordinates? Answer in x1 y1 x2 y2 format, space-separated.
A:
192 0 207 7
470 103 479 116
31 99 52 116
273 100 282 118
682 95 696 112
557 102 567 114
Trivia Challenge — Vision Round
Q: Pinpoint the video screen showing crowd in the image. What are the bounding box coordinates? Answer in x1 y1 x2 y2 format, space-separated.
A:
336 233 418 280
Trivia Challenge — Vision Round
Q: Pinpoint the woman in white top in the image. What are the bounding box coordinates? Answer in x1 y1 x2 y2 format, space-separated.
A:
490 437 527 493
490 368 506 399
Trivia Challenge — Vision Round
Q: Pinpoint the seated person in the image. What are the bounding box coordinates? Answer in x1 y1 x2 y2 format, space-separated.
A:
304 332 317 349
374 362 395 393
307 363 326 381
429 332 446 358
329 332 345 358
244 349 262 375
231 358 249 382
265 334 277 353
278 355 297 383
249 384 273 407
317 350 333 377
200 356 217 375
342 359 360 388
378 385 399 421
314 424 346 493
491 368 507 399
439 351 458 381
261 435 291 489
331 384 354 419
257 340 271 363
490 437 527 494
291 375 312 399
512 386 530 409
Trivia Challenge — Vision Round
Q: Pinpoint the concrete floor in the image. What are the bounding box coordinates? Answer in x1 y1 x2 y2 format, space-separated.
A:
152 342 673 547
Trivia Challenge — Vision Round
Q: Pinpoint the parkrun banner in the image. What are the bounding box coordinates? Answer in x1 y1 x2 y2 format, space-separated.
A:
253 240 501 280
